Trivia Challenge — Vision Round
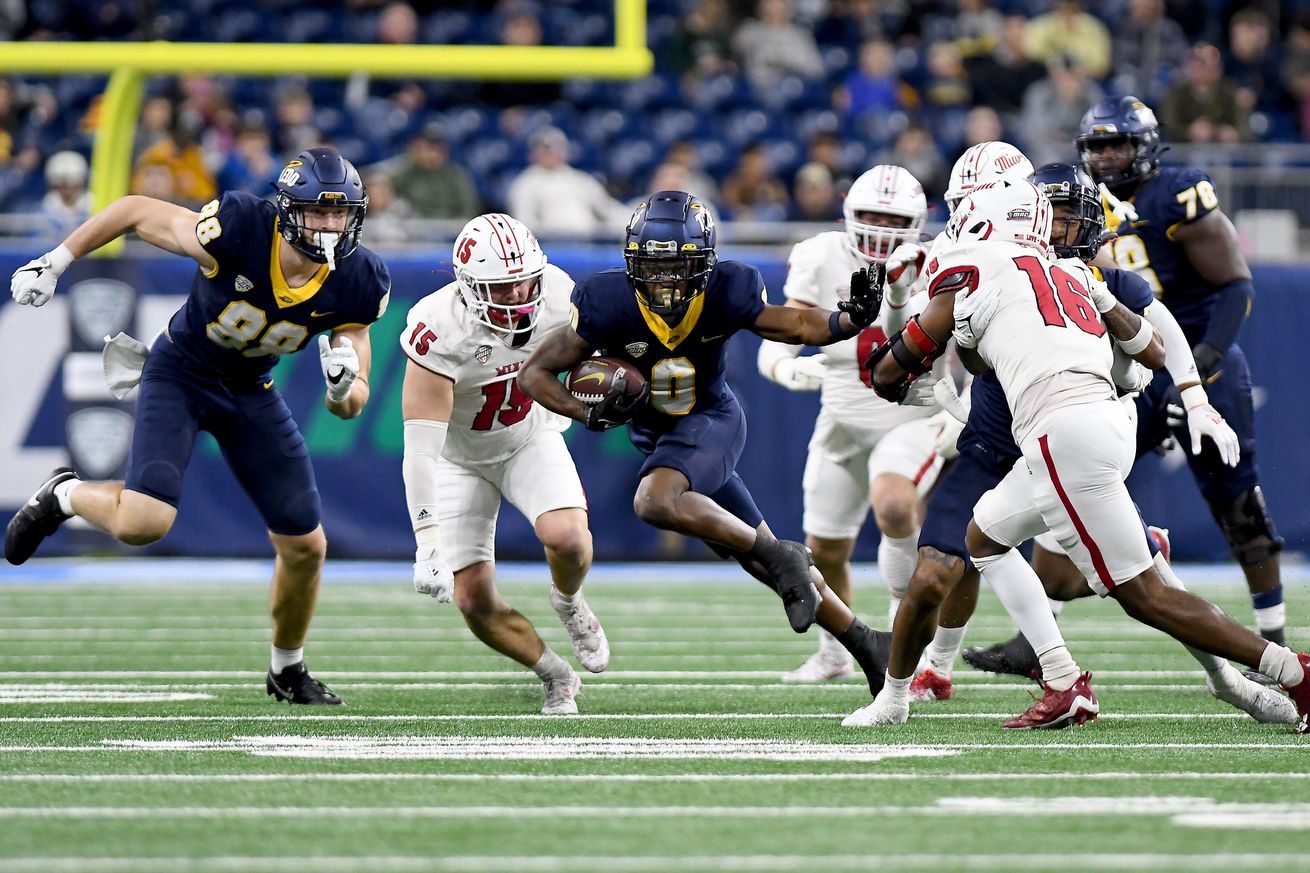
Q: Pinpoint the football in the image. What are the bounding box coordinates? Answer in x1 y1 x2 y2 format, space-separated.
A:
566 356 646 405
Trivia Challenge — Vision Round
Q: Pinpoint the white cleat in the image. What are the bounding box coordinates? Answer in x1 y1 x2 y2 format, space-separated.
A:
550 588 610 673
1207 670 1299 724
842 690 909 727
781 649 855 683
541 669 581 716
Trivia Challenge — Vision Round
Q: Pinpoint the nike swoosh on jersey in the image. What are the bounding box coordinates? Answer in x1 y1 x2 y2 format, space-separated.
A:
310 310 335 318
263 380 274 390
700 333 728 342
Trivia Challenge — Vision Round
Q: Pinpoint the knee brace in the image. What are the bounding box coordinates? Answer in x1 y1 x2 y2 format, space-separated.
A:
1211 486 1284 565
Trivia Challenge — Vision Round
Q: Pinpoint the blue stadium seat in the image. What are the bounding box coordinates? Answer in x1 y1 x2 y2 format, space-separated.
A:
424 10 474 45
650 108 699 147
721 109 771 147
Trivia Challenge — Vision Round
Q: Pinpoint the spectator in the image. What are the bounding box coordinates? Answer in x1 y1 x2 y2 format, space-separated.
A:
643 161 718 218
1281 11 1310 138
130 116 217 209
663 0 738 80
719 141 789 221
1112 0 1189 104
217 119 279 195
962 105 1004 149
1024 0 1112 79
878 124 947 200
134 95 175 158
954 0 1004 55
731 0 825 89
790 161 841 221
814 0 892 52
965 15 1047 121
1227 8 1283 115
40 150 90 238
506 126 628 238
922 41 971 111
388 123 481 220
273 85 320 156
361 172 416 246
662 139 720 204
1019 56 1104 166
1161 42 1250 143
835 40 909 119
345 1 421 110
477 5 562 108
806 129 854 193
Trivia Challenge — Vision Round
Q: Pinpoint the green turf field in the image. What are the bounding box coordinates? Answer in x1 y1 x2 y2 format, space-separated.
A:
0 568 1306 872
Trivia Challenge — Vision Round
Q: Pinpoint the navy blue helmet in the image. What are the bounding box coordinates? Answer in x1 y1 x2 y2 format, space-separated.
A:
1030 163 1107 261
623 190 717 317
273 146 368 264
1074 96 1164 192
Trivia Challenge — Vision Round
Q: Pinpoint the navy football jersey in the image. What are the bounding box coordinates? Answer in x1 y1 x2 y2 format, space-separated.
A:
1102 165 1223 338
570 261 767 434
166 191 391 383
957 265 1151 462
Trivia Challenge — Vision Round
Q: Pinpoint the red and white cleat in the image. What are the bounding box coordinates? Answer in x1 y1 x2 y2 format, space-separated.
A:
909 667 953 702
1002 672 1099 730
1148 525 1171 563
1286 652 1310 735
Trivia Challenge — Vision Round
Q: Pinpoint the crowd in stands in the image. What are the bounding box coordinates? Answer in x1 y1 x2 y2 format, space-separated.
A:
3 0 1310 240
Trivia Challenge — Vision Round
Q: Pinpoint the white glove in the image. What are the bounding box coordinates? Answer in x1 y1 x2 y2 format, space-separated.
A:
932 374 971 424
413 546 455 602
1180 386 1241 467
11 244 74 307
901 371 940 407
772 354 827 391
1111 351 1153 396
928 409 965 461
884 242 926 308
318 334 359 403
951 281 1001 349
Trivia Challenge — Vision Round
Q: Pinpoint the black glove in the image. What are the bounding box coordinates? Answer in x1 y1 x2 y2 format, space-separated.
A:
584 376 650 431
1192 342 1223 380
838 263 886 328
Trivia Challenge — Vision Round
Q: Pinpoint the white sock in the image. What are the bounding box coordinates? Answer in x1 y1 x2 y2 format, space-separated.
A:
973 549 1070 664
886 595 902 630
1258 643 1302 687
1048 598 1065 618
53 478 81 516
270 645 303 673
881 671 911 703
552 588 581 610
1037 646 1080 692
926 624 967 675
878 530 918 601
1255 603 1287 634
531 647 571 681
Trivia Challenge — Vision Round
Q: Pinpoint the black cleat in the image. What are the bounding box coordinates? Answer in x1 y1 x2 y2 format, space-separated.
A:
963 632 1040 679
841 622 891 697
772 540 821 633
5 466 77 565
1242 669 1278 687
266 662 344 705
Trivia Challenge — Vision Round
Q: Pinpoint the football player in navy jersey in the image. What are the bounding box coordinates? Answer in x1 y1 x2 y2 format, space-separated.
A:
1074 96 1289 648
6 147 391 705
519 190 894 696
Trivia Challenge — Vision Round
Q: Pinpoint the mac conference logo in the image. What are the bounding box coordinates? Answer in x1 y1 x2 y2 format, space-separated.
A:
66 407 135 480
68 279 136 348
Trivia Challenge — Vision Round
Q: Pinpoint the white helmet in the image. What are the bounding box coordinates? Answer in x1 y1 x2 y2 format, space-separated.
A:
945 141 1034 212
843 164 927 262
945 178 1052 256
453 213 548 342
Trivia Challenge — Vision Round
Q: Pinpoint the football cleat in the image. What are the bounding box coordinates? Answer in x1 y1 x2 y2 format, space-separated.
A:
963 632 1040 679
549 587 610 673
1206 669 1298 725
771 540 821 633
1285 652 1310 735
266 662 344 705
781 649 855 683
1147 525 1171 562
909 667 953 702
842 688 910 727
541 669 581 716
5 466 77 565
1003 672 1098 730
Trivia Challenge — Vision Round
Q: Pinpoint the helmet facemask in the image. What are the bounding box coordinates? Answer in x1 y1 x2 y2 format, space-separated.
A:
1043 188 1106 261
457 269 546 346
277 194 367 270
625 245 717 320
844 209 922 262
1076 131 1161 194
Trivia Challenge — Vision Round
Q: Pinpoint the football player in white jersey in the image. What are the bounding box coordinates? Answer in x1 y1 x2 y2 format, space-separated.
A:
399 214 609 715
757 165 944 682
863 180 1310 731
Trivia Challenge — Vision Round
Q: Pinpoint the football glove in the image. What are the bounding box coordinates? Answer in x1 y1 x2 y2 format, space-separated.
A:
1111 350 1153 396
413 547 455 603
1184 399 1242 468
951 280 1001 349
933 374 971 425
839 263 886 328
1192 342 1223 380
585 376 650 431
11 245 74 308
928 409 965 461
318 334 359 403
772 354 827 392
884 242 926 308
900 371 940 407
1087 276 1118 314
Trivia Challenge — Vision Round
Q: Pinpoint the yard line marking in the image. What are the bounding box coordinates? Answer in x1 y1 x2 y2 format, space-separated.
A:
0 690 211 703
1174 813 1310 830
2 770 1307 784
0 681 1219 693
0 669 1216 680
0 712 1290 724
0 854 1303 873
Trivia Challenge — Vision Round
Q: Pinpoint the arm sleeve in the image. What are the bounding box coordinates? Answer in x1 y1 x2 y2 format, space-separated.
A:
757 339 802 381
1144 299 1200 387
1104 268 1155 315
402 419 448 538
1200 278 1253 353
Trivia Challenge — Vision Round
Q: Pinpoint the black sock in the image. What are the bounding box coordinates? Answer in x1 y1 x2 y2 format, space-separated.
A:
837 618 889 693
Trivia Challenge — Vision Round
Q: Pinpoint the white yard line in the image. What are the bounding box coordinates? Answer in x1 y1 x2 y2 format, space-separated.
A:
0 681 1216 692
0 669 1216 680
0 712 1291 724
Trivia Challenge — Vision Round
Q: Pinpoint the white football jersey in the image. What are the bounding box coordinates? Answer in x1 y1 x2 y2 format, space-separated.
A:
784 231 934 431
402 263 574 466
927 240 1114 442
